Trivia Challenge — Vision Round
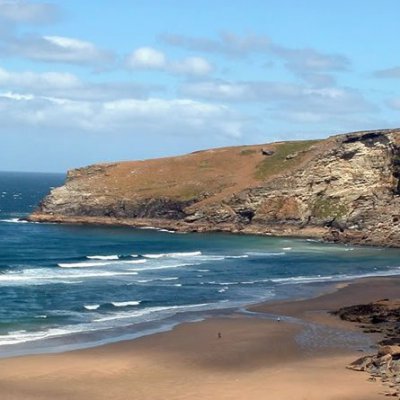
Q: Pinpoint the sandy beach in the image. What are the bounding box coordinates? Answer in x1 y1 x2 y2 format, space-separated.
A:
1 276 399 400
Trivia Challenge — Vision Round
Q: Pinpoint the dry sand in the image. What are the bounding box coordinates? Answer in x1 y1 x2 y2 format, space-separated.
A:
1 277 399 400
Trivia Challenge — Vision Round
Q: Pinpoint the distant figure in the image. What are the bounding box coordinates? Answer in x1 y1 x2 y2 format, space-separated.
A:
218 332 222 339
277 317 281 322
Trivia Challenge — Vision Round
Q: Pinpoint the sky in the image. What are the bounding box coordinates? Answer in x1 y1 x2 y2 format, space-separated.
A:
0 0 399 172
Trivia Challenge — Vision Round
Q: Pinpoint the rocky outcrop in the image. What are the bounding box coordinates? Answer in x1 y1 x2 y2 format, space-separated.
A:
29 128 400 247
334 300 400 397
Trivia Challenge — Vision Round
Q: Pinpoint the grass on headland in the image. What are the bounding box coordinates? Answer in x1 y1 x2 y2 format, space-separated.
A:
240 149 257 156
255 140 320 180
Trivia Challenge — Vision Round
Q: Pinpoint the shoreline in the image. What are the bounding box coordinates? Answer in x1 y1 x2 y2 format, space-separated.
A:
0 274 392 360
26 213 397 248
0 276 398 399
26 213 330 239
0 279 344 360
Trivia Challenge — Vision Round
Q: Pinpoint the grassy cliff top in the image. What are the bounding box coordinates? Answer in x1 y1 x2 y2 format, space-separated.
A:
67 139 325 205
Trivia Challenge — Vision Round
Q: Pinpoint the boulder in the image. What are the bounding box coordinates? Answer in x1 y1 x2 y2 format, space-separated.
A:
379 346 400 357
261 149 274 156
347 356 373 371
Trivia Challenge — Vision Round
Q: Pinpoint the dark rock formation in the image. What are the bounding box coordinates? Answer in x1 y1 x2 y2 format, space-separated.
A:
261 149 275 156
334 300 400 397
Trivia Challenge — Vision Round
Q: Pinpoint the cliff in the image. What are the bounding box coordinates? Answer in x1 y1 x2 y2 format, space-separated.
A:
29 128 400 247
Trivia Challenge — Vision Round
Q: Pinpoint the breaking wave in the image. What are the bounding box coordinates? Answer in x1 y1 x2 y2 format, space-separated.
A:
58 259 146 268
111 300 141 307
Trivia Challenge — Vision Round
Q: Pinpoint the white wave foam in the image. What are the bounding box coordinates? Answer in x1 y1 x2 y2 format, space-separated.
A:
0 324 100 346
111 301 141 307
86 255 119 260
270 268 400 285
94 303 210 323
124 260 146 264
128 262 193 272
58 261 110 268
0 269 139 286
135 277 179 282
0 301 247 347
246 251 286 257
0 218 28 223
84 304 100 310
9 330 27 335
58 259 146 268
197 255 226 261
208 281 239 286
143 254 164 259
225 255 249 259
138 226 175 233
144 251 202 259
271 275 332 284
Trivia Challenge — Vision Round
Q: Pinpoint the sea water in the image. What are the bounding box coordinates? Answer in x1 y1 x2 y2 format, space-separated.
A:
1 171 399 357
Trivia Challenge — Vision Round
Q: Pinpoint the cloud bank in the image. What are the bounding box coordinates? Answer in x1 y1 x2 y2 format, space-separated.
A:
0 0 60 24
126 47 213 76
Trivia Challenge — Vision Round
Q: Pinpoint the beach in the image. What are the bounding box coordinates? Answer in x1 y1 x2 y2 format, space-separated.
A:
1 276 398 400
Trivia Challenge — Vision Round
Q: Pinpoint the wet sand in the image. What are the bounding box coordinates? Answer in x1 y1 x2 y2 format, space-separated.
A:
0 276 399 400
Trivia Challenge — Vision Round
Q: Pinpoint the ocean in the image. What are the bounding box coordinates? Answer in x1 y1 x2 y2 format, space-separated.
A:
1 171 400 357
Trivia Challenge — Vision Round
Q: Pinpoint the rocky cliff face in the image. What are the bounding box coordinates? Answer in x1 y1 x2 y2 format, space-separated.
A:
29 129 400 247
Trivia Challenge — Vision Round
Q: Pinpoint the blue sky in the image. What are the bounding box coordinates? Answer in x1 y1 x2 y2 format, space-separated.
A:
0 0 399 172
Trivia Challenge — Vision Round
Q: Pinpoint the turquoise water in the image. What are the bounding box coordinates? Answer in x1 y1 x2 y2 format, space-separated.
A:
1 171 399 356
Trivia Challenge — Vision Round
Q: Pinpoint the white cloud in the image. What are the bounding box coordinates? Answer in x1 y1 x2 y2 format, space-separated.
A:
286 87 376 115
0 34 115 66
0 67 80 89
161 32 349 84
161 32 271 57
0 90 34 100
126 46 213 76
170 57 212 75
30 35 114 65
181 80 302 101
0 92 247 138
44 36 95 51
181 79 376 125
127 47 167 69
274 47 349 73
0 0 60 24
0 67 160 100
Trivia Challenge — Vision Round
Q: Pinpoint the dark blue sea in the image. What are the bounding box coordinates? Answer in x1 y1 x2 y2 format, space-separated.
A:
1 171 400 357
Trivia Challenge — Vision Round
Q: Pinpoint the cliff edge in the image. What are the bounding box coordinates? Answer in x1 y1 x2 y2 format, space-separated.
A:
29 129 400 247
